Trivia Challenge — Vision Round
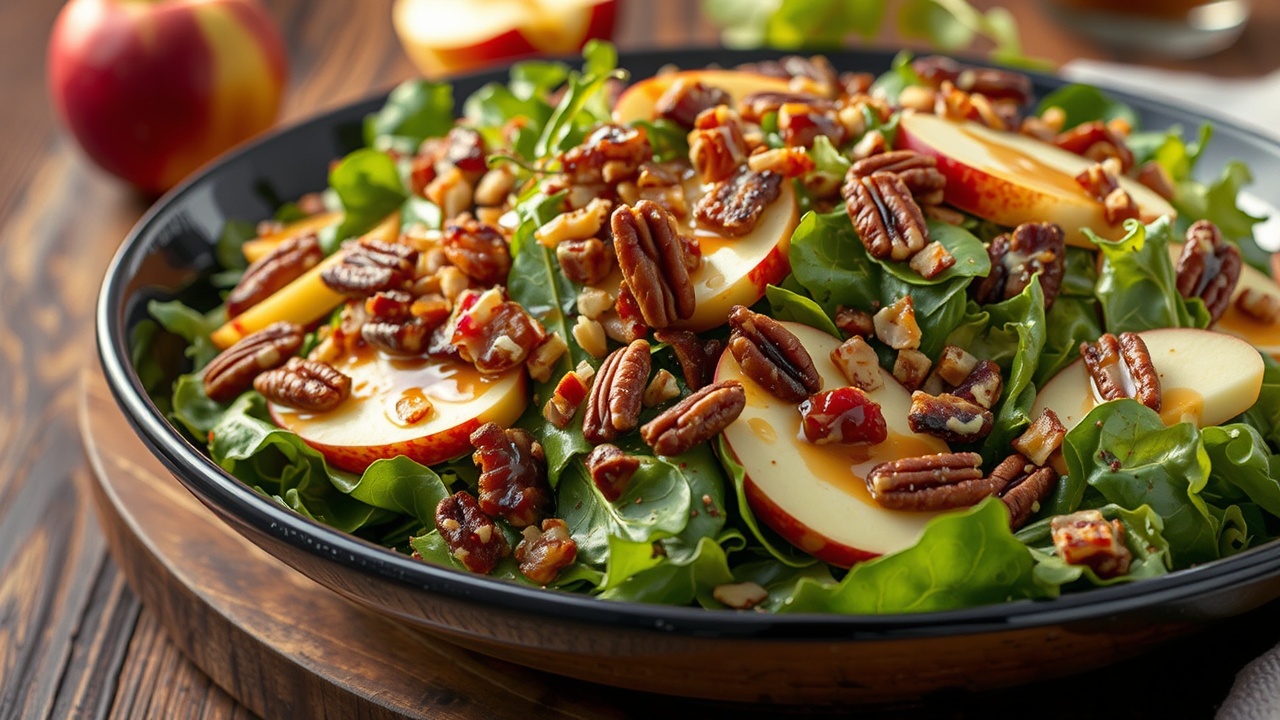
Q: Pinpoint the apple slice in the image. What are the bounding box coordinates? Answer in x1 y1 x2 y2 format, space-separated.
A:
1032 327 1264 432
242 211 341 264
270 348 528 473
897 113 1175 247
613 69 804 125
1168 242 1280 357
715 321 951 567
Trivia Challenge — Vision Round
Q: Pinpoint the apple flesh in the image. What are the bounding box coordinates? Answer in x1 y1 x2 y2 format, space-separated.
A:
612 69 802 125
715 321 952 567
270 348 528 473
1168 243 1280 358
393 0 617 77
1032 327 1265 432
48 0 288 194
896 113 1175 247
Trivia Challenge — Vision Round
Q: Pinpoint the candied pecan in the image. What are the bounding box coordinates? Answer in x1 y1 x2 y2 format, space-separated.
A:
432 126 488 179
640 380 746 456
1075 161 1120 201
866 452 1002 512
585 443 641 501
1080 332 1161 411
834 306 874 338
393 392 432 425
843 172 928 262
799 387 887 445
694 169 783 237
254 357 351 412
893 348 932 392
1176 220 1242 323
934 81 1010 131
850 129 887 161
442 219 511 286
612 200 697 329
907 392 994 443
830 336 883 392
971 222 1066 308
448 288 546 374
203 322 304 403
912 56 1034 106
362 318 431 355
656 78 732 128
736 90 833 123
226 234 323 318
471 423 550 528
321 240 418 298
840 71 875 97
727 306 822 402
474 166 516 207
557 237 614 285
435 491 509 575
1238 289 1280 324
515 518 578 585
654 328 722 391
849 151 947 207
935 345 978 387
689 108 750 183
1054 121 1134 173
560 123 651 185
747 147 815 178
1013 409 1067 467
992 453 1059 529
951 359 1003 410
1051 510 1131 579
873 296 921 350
583 339 651 444
907 242 956 280
778 102 846 148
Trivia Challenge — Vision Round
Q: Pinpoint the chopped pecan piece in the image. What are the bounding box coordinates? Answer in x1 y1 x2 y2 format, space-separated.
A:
1238 289 1280 324
471 423 550 528
747 147 815 178
254 357 351 412
557 237 614 285
971 222 1066 308
393 392 433 425
442 219 511 286
992 453 1059 529
1080 332 1161 411
713 581 769 610
848 151 947 207
654 329 723 392
834 306 874 338
907 392 994 443
799 387 887 445
912 56 1034 105
1013 409 1067 467
362 317 431 355
1176 220 1242 323
843 172 928 261
727 306 822 402
448 288 546 374
778 102 846 148
535 197 610 246
435 491 510 575
951 359 1004 410
543 367 593 429
559 123 651 185
583 339 651 444
526 334 568 384
1054 121 1134 173
321 240 418 298
612 200 697 329
203 322 305 403
473 166 516 207
226 234 323 318
873 296 921 350
640 380 746 456
689 107 750 183
693 169 783 237
656 78 732 128
1103 187 1140 226
515 518 578 585
1050 510 1131 579
830 336 883 392
866 452 1002 511
585 443 641 501
572 315 608 358
935 345 978 387
908 241 956 279
893 348 932 392
643 369 681 407
736 90 832 122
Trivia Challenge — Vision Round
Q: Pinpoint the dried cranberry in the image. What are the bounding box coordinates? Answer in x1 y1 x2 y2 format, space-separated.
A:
798 387 887 445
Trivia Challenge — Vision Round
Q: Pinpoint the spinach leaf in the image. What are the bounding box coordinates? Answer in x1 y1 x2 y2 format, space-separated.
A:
598 537 733 607
170 372 226 438
328 149 408 248
329 456 451 530
364 80 454 148
1035 84 1138 132
632 119 690 163
1175 160 1269 273
1089 217 1207 333
1242 360 1280 450
871 220 990 285
1023 504 1170 592
765 284 841 338
653 441 730 563
1034 295 1102 387
148 299 225 370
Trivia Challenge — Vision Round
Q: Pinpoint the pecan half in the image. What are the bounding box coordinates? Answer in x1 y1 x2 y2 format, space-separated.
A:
583 339 651 444
640 380 746 456
971 222 1066 308
203 322 305 403
843 172 928 261
1176 220 1242 323
654 329 723 392
992 453 1059 529
866 452 1002 511
321 240 418 298
907 392 994 443
727 306 822 402
226 234 323 318
515 519 578 585
362 318 432 355
848 151 946 207
559 123 651 185
442 219 511 286
585 443 641 501
1051 510 1131 579
254 357 351 412
693 169 783 237
471 423 550 528
612 200 697 329
656 78 732 128
1080 332 1161 411
435 491 510 575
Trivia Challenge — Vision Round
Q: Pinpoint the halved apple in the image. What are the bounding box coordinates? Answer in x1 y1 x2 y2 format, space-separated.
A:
1032 327 1265 432
897 113 1175 247
1168 242 1280 357
242 211 341 264
612 69 804 125
270 348 527 473
715 321 951 567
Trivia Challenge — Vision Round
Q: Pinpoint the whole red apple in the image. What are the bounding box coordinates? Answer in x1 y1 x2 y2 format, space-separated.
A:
48 0 288 194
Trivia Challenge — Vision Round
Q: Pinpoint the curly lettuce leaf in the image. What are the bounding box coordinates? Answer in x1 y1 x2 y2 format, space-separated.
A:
1088 217 1209 333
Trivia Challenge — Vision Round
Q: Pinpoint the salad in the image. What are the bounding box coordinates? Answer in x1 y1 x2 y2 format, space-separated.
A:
141 43 1280 614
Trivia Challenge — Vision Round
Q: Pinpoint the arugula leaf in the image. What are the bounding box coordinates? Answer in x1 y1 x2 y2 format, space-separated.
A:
1089 217 1208 333
870 51 925 101
632 119 690 163
364 80 454 148
1035 84 1139 132
328 149 408 249
535 40 620 159
765 284 840 337
148 299 225 370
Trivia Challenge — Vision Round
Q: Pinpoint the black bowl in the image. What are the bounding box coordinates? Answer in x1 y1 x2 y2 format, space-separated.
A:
97 49 1280 704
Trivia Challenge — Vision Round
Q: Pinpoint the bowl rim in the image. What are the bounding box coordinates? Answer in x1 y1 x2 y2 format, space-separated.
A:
97 46 1280 641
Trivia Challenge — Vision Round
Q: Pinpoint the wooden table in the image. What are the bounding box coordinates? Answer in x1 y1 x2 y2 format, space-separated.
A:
4 0 1280 717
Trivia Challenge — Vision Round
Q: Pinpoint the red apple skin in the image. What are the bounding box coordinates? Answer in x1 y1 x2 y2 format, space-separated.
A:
48 0 288 194
274 409 483 474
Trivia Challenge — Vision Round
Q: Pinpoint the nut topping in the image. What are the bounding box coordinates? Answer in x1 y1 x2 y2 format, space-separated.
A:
971 222 1066 308
585 443 641 501
654 328 723 392
254 357 352 412
866 452 1003 512
447 288 546 375
1013 409 1067 467
515 518 578 585
842 172 928 261
557 237 614 286
442 219 511 286
991 453 1059 529
655 78 732 128
471 423 550 528
1237 289 1280 324
873 296 922 350
1080 332 1161 411
1175 220 1242 323
688 107 750 183
907 392 994 443
583 339 651 444
203 322 305 403
321 240 418 298
611 200 697 329
1050 510 1131 579
727 306 822 402
848 150 947 207
693 169 783 237
911 56 1034 106
830 336 883 392
951 359 1004 410
435 491 510 575
226 234 323 318
640 380 746 456
1054 121 1134 173
559 123 651 185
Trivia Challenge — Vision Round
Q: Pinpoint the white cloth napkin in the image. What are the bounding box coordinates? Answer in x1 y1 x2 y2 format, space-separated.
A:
1061 59 1280 720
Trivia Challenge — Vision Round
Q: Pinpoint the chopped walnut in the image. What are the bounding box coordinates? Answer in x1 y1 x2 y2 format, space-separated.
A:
951 359 1003 410
830 336 883 392
573 315 608 358
908 391 994 443
893 348 932 392
747 147 815 178
526 334 568 383
556 237 614 286
559 123 651 185
425 165 474 221
448 288 546 375
1051 510 1131 579
873 296 921 350
934 345 978 387
908 241 956 279
1055 121 1134 173
535 197 611 247
834 306 874 338
1013 409 1067 467
515 519 578 585
473 166 516 207
442 219 511 286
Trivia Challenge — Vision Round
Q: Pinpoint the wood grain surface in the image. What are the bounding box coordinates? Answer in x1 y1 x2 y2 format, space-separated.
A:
4 1 1280 718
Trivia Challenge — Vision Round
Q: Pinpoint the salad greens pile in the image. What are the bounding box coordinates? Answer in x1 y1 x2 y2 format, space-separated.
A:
136 43 1280 614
